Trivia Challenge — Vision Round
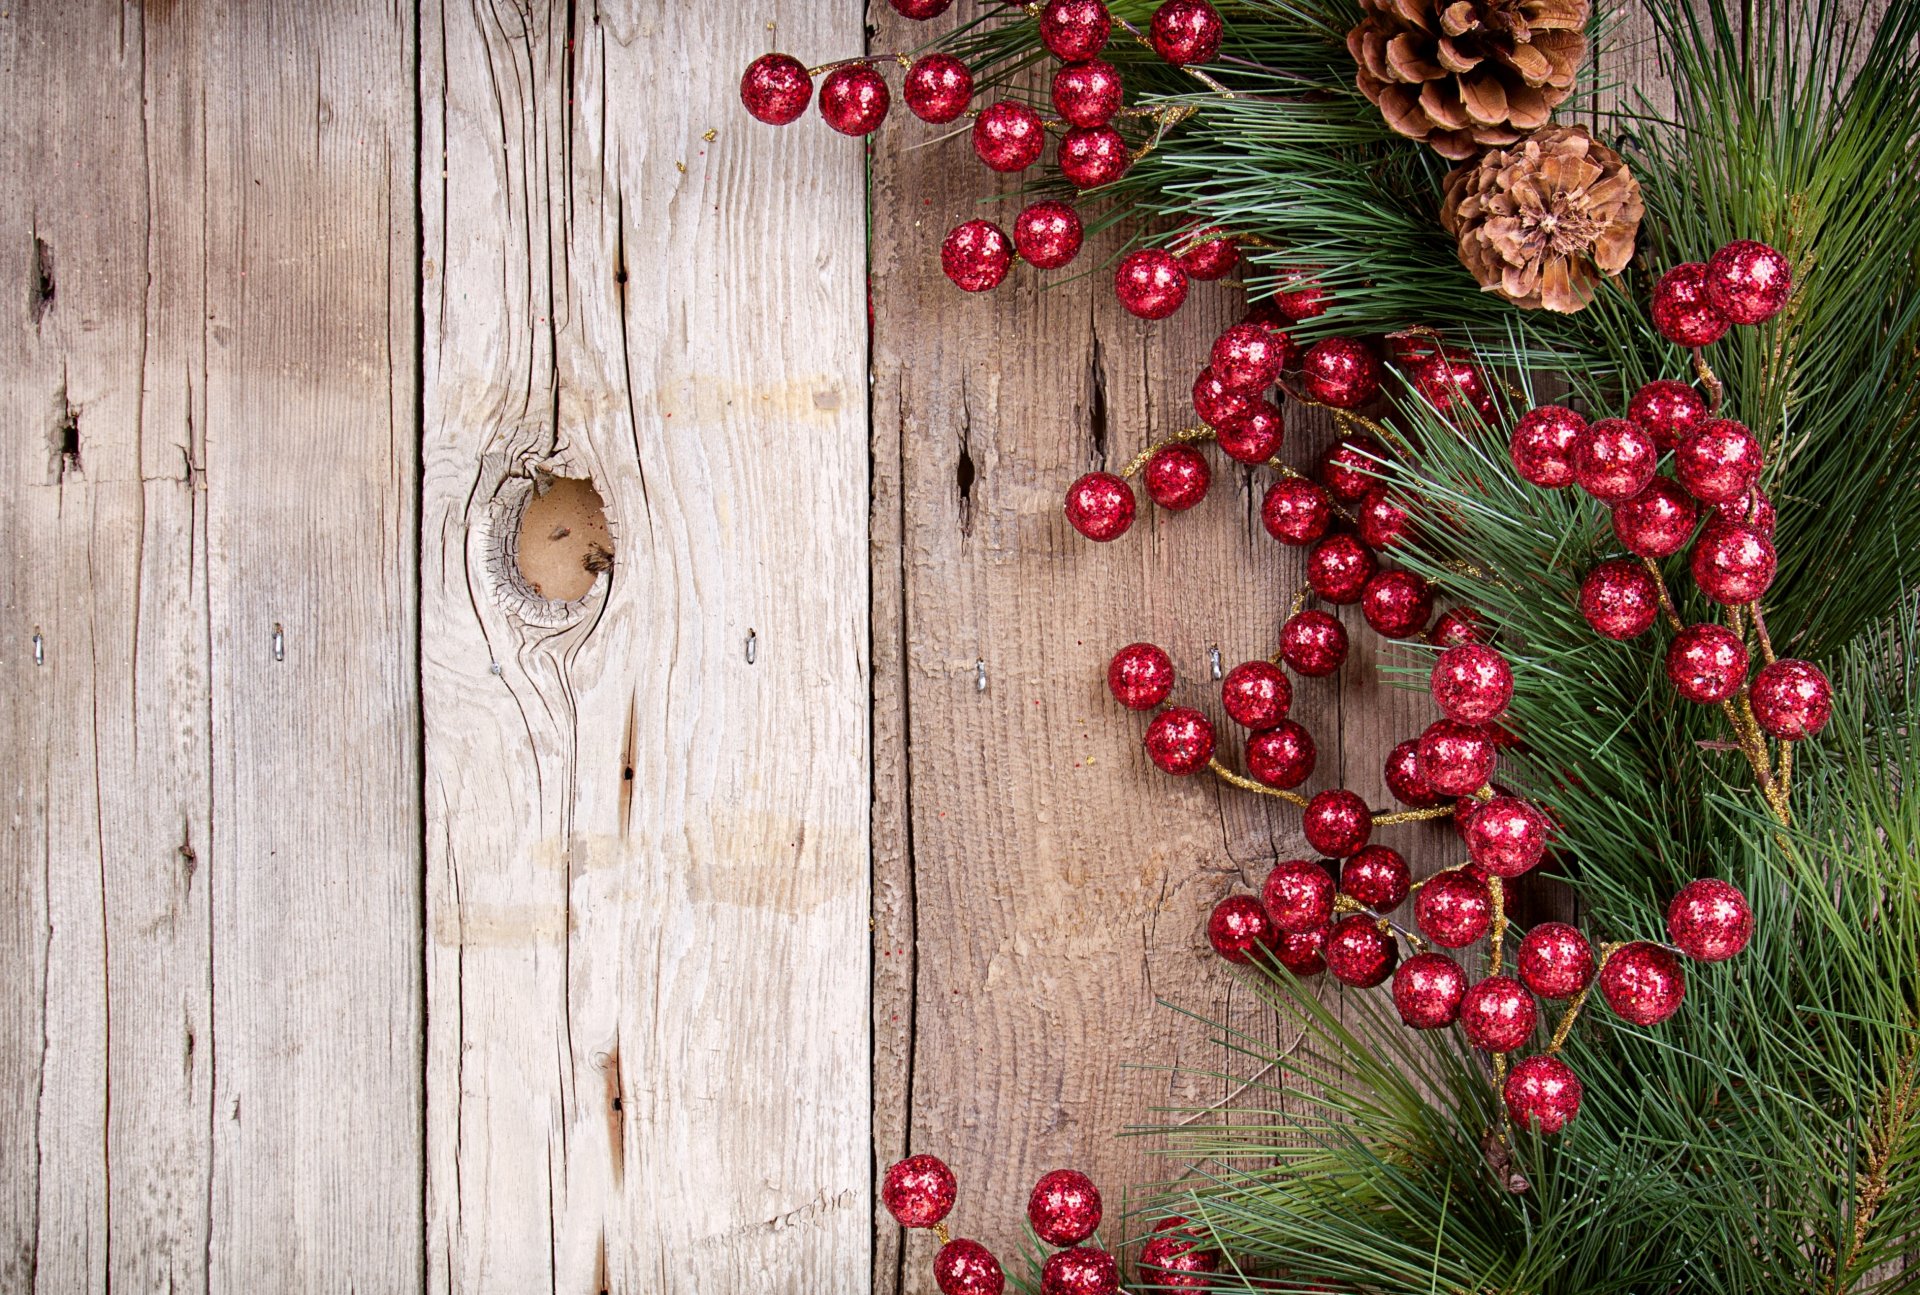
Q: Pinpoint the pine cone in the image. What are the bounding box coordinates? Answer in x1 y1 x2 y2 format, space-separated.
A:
1440 125 1643 313
1347 0 1590 160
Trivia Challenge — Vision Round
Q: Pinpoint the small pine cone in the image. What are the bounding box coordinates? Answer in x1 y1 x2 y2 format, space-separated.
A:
1440 125 1643 313
1347 0 1590 160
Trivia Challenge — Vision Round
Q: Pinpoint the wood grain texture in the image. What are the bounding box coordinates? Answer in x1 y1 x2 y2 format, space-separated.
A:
0 2 421 1291
420 3 870 1290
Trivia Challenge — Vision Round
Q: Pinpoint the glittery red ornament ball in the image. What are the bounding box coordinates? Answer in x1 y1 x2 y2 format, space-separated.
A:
1749 658 1832 739
1261 479 1333 546
1504 1054 1583 1133
973 99 1046 172
1430 644 1514 725
892 0 955 15
1612 476 1700 560
904 54 975 124
1065 472 1135 541
1508 404 1587 489
1652 262 1731 348
1108 642 1174 711
1263 858 1336 933
1177 227 1239 280
1460 975 1537 1052
1052 59 1124 128
1356 489 1411 551
1143 443 1211 511
1028 1168 1103 1246
1279 611 1348 680
1667 878 1753 962
1247 720 1316 788
1599 941 1686 1025
1212 323 1286 393
1407 345 1495 419
942 220 1014 293
1342 844 1411 910
1393 952 1469 1029
1579 559 1661 640
1628 379 1708 451
1192 367 1252 430
740 54 813 125
1304 789 1372 857
1041 1246 1121 1295
883 1154 957 1228
1361 569 1433 638
1429 606 1490 647
1665 623 1749 705
819 64 891 136
936 1239 1007 1295
1704 239 1792 325
1139 1223 1220 1290
1573 417 1659 503
1222 659 1292 730
1384 739 1447 808
1308 534 1378 605
1691 523 1776 605
1059 125 1130 189
1014 200 1084 270
1215 400 1284 465
1516 921 1595 999
1676 418 1763 504
1149 0 1223 65
1208 893 1280 965
1319 434 1385 502
1273 924 1329 976
1239 309 1301 370
1115 248 1190 320
1039 0 1112 60
1464 795 1550 878
1414 867 1493 948
1713 487 1776 537
1325 913 1398 987
1416 720 1497 796
1302 338 1383 409
1146 707 1215 775
1273 266 1328 321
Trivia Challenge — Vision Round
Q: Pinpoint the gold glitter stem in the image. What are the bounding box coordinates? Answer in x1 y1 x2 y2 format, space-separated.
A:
1548 942 1626 1053
1691 348 1725 414
1207 758 1310 807
1121 425 1215 479
1488 876 1507 977
1373 803 1460 827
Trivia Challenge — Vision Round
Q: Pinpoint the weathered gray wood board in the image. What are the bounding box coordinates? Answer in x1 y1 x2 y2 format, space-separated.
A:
0 2 421 1291
420 2 870 1290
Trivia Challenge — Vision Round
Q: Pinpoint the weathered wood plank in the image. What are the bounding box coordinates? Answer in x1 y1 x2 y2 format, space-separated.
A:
421 3 871 1289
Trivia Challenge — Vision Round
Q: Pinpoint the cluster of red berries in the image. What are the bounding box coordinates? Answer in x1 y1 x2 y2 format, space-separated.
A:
1650 238 1794 346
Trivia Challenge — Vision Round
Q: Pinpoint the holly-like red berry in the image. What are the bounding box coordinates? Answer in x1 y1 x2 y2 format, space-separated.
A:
1405 345 1495 419
1599 942 1686 1025
935 1239 1006 1295
883 1154 957 1228
1691 523 1776 605
1149 0 1223 65
1301 338 1382 409
1304 788 1372 857
1041 1246 1121 1295
1465 795 1550 879
1278 609 1347 677
1324 913 1397 987
973 99 1046 171
1028 1168 1102 1246
1612 476 1699 559
1039 0 1112 60
1675 418 1763 504
1342 844 1411 910
1222 660 1291 730
1460 974 1536 1051
1749 658 1832 739
1059 125 1129 188
740 54 812 125
1064 471 1135 541
1247 719 1315 787
1579 559 1661 640
942 220 1013 293
1665 623 1749 704
1516 922 1594 999
1272 266 1328 320
1504 1054 1582 1133
1207 893 1280 965
1667 878 1753 962
1263 859 1336 933
1318 434 1385 503
1414 867 1492 948
1430 644 1514 725
1052 59 1124 128
1192 367 1251 429
1146 707 1215 775
1138 1220 1220 1290
1114 248 1189 320
1509 405 1588 489
1308 534 1377 604
1176 226 1239 280
1261 479 1332 546
1143 443 1210 510
1384 739 1446 808
1238 310 1301 370
1628 379 1708 450
891 0 954 15
1393 952 1468 1029
819 64 890 135
1108 642 1174 710
1704 239 1792 325
904 53 974 123
1652 262 1731 347
1574 417 1659 502
1416 720 1497 796
1014 200 1084 270
1361 569 1433 638
1211 322 1285 393
1713 487 1776 537
1428 606 1490 647
1273 924 1329 976
1356 489 1411 550
1215 399 1283 464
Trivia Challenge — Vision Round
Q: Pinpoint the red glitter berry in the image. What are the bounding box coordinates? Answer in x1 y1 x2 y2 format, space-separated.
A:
1464 795 1549 878
1013 200 1084 270
1704 239 1792 325
1713 487 1775 537
1301 338 1382 409
1041 1246 1121 1295
1342 844 1411 910
1214 400 1283 464
1261 479 1333 546
883 1154 957 1228
740 54 813 125
1039 0 1112 60
1324 913 1398 987
1509 404 1588 489
1262 859 1336 933
1429 606 1490 647
1675 418 1763 504
1505 1054 1583 1133
1612 476 1699 559
1691 523 1776 605
819 64 890 136
1628 379 1708 450
1748 658 1832 739
941 220 1014 293
1416 719 1497 796
1430 644 1514 725
1143 443 1211 511
1114 248 1189 320
1028 1168 1102 1246
1319 434 1385 502
1207 893 1280 965
1272 266 1328 321
1145 707 1215 775
1107 642 1174 710
1139 1220 1220 1290
1307 534 1377 604
1176 226 1239 280
1192 367 1251 430
903 53 974 124
1361 568 1433 638
1221 660 1292 730
1303 788 1372 857
1247 719 1315 788
935 1239 1005 1295
1460 975 1537 1052
1211 322 1286 393
1579 559 1661 640
1574 417 1659 502
1384 739 1447 808
1667 878 1754 962
1393 952 1468 1029
1272 924 1328 976
1052 59 1124 128
1516 922 1595 999
1414 867 1492 948
1652 262 1731 347
1278 609 1348 677
1357 489 1411 550
1665 623 1749 704
1149 0 1223 65
1059 125 1129 189
1599 942 1686 1025
973 100 1046 171
891 0 954 15
1064 471 1135 541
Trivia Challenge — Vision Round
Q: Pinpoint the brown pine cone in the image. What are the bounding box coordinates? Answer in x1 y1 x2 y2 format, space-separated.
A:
1347 0 1590 160
1440 125 1643 313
